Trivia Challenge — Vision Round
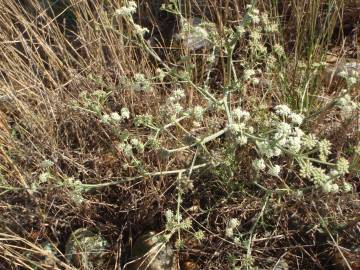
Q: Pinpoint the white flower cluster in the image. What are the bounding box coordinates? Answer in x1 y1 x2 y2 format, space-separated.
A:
299 159 351 193
78 90 108 114
229 107 252 146
245 5 260 24
225 218 240 238
272 106 304 153
226 6 282 96
250 105 306 177
336 92 359 113
164 209 192 232
134 113 153 127
40 159 54 169
285 125 353 193
236 6 279 58
117 136 144 157
252 158 266 172
274 105 304 125
165 209 175 223
156 68 167 81
268 164 281 177
243 69 256 82
261 12 278 33
233 107 250 121
168 88 185 103
236 25 246 37
175 16 220 50
256 141 281 158
273 44 285 57
39 172 51 183
165 88 186 118
274 104 291 116
337 62 360 86
132 73 151 91
193 105 205 122
63 177 85 205
302 133 317 150
194 230 205 241
335 157 350 175
238 101 354 193
115 1 137 16
249 29 267 55
101 107 130 124
255 105 304 160
318 139 331 162
191 25 209 41
133 24 149 36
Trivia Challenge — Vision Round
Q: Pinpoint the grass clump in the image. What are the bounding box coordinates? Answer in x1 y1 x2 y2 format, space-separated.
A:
0 0 359 269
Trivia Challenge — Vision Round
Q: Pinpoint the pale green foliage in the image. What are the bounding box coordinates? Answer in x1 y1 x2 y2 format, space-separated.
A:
1 0 359 269
65 228 109 269
68 2 360 267
109 0 359 236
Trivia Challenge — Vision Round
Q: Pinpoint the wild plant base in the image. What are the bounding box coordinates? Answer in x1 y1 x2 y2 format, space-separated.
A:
0 1 359 269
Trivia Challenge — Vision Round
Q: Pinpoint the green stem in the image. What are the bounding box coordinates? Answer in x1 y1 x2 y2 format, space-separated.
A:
79 162 210 190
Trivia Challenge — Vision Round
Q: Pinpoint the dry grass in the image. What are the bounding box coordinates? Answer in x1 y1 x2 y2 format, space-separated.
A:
0 0 359 269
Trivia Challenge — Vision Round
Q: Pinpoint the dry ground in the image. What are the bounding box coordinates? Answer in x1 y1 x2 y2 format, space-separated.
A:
0 0 359 269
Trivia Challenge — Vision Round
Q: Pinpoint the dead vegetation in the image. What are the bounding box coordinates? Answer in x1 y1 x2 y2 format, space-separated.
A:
0 0 359 269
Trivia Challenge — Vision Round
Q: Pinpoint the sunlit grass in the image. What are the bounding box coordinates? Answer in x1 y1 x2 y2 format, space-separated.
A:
0 0 359 269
